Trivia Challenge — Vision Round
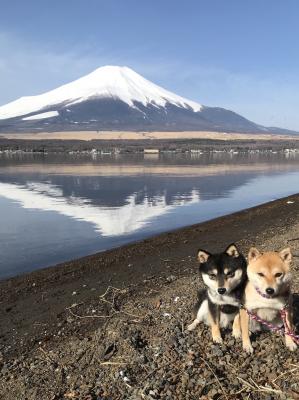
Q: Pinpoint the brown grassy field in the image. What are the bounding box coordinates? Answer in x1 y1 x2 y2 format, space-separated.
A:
1 130 299 141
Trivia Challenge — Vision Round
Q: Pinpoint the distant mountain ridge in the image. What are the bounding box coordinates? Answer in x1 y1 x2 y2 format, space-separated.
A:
0 65 297 134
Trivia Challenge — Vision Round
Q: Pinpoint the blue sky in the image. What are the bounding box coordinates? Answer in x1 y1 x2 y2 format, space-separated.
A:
1 0 299 129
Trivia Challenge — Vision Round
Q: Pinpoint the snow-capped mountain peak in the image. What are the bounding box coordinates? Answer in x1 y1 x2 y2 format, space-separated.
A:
0 65 202 120
0 65 294 134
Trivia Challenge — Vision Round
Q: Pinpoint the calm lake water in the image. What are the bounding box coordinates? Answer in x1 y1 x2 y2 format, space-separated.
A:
0 151 299 279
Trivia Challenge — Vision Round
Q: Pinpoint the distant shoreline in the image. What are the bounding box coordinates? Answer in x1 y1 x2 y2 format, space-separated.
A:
1 130 299 154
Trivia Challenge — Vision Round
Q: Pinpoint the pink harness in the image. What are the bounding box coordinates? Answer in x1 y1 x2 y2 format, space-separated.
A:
244 287 299 344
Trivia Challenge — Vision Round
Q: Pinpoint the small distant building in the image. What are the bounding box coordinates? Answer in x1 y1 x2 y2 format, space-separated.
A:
190 149 203 154
143 148 159 154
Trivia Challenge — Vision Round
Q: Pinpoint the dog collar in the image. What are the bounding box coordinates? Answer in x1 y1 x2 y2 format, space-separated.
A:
254 286 274 299
219 304 239 314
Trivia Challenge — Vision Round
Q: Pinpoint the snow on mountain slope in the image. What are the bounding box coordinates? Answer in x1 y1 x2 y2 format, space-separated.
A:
0 66 202 120
22 111 59 120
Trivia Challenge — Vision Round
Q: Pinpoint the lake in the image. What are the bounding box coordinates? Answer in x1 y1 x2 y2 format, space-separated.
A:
0 151 299 279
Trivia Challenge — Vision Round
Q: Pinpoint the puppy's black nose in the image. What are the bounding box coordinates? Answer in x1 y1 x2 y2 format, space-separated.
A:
266 287 274 295
218 288 226 295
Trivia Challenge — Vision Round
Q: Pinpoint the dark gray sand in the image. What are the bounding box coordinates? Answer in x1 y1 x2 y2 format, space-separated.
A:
0 194 299 399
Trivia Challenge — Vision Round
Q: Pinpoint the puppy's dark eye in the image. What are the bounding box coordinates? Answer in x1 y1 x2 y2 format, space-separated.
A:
275 272 283 278
227 271 235 278
257 272 264 277
209 274 216 280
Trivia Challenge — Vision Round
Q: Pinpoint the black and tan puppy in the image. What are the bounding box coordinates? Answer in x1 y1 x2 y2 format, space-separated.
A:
188 244 247 343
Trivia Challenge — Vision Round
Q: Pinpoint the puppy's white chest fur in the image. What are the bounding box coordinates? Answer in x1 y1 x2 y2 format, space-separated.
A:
256 308 280 322
246 296 285 312
246 294 286 327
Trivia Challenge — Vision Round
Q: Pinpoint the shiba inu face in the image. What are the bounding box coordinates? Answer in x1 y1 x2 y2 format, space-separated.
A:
247 247 292 296
197 244 247 295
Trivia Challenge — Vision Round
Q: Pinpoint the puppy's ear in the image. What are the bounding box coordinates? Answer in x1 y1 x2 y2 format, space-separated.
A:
225 243 239 258
279 247 292 266
248 247 261 262
197 249 211 264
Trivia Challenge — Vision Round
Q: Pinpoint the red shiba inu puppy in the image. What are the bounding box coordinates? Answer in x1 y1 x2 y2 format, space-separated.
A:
240 247 297 353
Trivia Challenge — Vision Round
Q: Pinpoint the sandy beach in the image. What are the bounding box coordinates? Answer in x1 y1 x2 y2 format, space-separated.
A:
0 194 298 399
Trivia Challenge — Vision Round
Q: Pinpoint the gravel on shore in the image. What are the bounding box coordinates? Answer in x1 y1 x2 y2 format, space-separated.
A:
0 194 299 399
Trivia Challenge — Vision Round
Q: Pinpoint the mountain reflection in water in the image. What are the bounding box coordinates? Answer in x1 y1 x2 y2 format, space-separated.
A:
0 152 299 278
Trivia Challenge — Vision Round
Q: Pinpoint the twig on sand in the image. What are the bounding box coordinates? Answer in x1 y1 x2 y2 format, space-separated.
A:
237 376 256 390
99 296 143 319
272 366 299 383
67 308 113 320
287 237 299 242
98 285 145 319
38 347 57 365
99 285 126 299
237 376 284 396
100 361 128 366
65 286 144 320
255 385 284 395
38 346 67 375
66 302 83 309
67 305 143 321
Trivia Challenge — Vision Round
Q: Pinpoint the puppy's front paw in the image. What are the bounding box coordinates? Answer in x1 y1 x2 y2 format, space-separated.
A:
286 339 297 352
232 327 241 339
243 342 253 354
187 320 198 331
212 335 223 344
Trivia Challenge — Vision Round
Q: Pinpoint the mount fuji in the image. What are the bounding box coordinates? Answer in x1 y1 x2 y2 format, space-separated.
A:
0 66 294 134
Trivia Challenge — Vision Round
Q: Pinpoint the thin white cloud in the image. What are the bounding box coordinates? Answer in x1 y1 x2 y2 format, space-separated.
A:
150 63 299 130
0 32 103 103
0 32 171 106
